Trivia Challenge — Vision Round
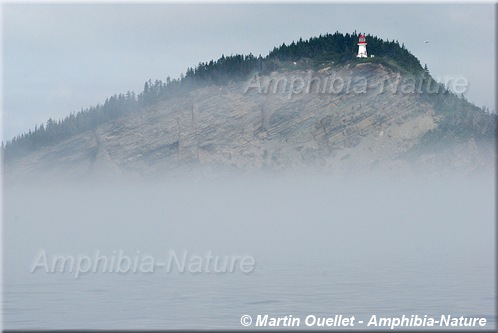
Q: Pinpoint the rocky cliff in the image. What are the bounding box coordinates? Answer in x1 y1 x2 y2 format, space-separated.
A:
3 62 495 183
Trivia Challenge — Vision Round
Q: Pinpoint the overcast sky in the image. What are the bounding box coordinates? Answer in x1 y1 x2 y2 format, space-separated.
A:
1 2 496 142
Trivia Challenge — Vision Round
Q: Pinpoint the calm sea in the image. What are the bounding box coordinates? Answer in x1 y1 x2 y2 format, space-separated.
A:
3 176 495 329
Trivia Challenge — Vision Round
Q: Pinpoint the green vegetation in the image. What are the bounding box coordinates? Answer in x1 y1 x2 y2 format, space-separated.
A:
2 92 139 160
2 31 495 161
267 31 423 74
421 81 496 144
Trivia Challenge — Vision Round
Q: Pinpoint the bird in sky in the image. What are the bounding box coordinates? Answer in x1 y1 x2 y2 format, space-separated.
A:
424 40 430 44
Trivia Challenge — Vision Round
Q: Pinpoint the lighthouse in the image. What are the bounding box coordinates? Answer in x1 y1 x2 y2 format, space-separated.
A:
357 33 368 58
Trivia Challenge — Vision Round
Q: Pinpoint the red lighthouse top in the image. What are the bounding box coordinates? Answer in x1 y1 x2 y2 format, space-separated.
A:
358 34 367 44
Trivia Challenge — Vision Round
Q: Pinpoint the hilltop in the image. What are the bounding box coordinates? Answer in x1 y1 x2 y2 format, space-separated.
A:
2 32 496 181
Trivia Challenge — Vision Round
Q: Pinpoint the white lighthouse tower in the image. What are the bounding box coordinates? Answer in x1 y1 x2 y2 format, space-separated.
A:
357 33 368 58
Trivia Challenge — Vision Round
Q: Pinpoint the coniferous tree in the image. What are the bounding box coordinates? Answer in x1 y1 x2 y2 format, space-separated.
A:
2 31 495 161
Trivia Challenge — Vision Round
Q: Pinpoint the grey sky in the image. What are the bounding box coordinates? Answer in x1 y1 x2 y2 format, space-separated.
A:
2 3 495 142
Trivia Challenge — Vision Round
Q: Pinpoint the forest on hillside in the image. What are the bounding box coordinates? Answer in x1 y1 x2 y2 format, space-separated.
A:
2 31 495 161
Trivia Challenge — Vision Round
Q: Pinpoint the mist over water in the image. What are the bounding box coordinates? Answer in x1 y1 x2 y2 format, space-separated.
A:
3 173 495 329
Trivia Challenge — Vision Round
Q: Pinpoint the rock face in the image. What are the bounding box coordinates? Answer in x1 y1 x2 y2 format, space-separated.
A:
3 63 494 182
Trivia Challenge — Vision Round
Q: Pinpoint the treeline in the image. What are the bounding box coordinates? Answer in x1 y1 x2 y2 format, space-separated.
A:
3 52 264 160
421 86 496 144
185 54 264 85
2 92 140 159
267 31 423 73
1 31 486 161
